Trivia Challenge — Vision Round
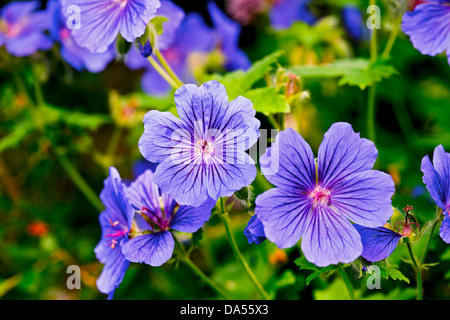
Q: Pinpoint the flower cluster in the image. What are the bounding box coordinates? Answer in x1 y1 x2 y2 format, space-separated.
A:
95 166 215 299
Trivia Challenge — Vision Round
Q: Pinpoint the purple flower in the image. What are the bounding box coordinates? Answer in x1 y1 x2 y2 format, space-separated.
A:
138 80 260 207
341 5 369 42
402 0 450 65
122 168 215 266
207 1 251 71
0 1 53 56
94 167 135 299
421 145 450 243
61 0 161 54
354 225 402 262
270 0 316 30
255 124 395 267
126 10 214 96
47 0 115 72
244 215 266 244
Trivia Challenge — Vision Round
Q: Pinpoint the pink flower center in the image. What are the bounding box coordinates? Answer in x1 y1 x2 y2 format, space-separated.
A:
196 139 214 156
105 219 128 249
59 27 71 40
310 186 332 207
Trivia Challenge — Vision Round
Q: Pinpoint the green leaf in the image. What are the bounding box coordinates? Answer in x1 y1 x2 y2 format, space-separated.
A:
388 268 410 284
242 87 290 115
151 16 169 36
43 104 112 130
289 58 398 90
207 51 284 99
294 256 337 285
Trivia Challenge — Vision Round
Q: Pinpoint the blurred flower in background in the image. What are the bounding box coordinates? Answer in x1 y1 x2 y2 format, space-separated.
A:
341 4 369 42
0 1 53 56
47 0 115 73
269 0 316 30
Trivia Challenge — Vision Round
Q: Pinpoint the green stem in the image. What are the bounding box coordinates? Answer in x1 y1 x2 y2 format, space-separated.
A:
337 267 355 300
367 85 377 143
173 236 230 300
56 152 104 212
147 56 179 89
406 242 422 300
367 0 378 143
154 49 184 88
267 114 281 131
381 15 402 60
420 207 442 264
220 199 271 300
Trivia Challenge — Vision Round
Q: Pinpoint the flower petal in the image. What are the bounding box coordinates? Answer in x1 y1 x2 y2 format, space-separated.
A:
354 225 402 262
440 214 450 244
317 122 378 189
170 198 215 233
331 170 395 227
421 145 450 210
152 157 210 206
260 128 316 192
100 167 135 231
402 3 450 59
256 188 312 249
95 247 130 299
139 110 191 164
121 231 174 267
301 206 362 267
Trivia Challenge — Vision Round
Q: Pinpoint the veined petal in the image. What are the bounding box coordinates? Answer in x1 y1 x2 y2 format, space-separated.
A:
118 0 161 43
256 188 312 249
139 110 191 164
170 198 215 233
100 167 135 231
431 145 450 205
153 157 210 207
301 205 362 267
318 122 378 189
96 246 130 299
125 169 163 215
206 152 257 200
421 145 450 210
331 170 395 227
121 231 174 267
260 128 316 192
354 225 402 262
402 3 450 59
440 214 450 244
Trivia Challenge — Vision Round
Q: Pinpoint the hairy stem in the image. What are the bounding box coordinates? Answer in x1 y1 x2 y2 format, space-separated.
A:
220 198 271 300
337 267 355 300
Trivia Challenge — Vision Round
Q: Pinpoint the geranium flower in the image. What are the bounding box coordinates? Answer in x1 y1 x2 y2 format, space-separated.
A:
126 9 214 96
0 1 53 56
421 145 450 243
94 167 135 299
47 0 115 72
255 124 395 267
138 80 260 207
61 0 161 53
402 0 450 65
244 215 266 244
341 5 369 42
121 168 215 266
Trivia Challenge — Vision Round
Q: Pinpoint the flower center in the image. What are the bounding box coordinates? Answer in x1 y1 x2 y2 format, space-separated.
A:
310 186 332 207
196 139 214 155
105 219 128 249
141 206 170 232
